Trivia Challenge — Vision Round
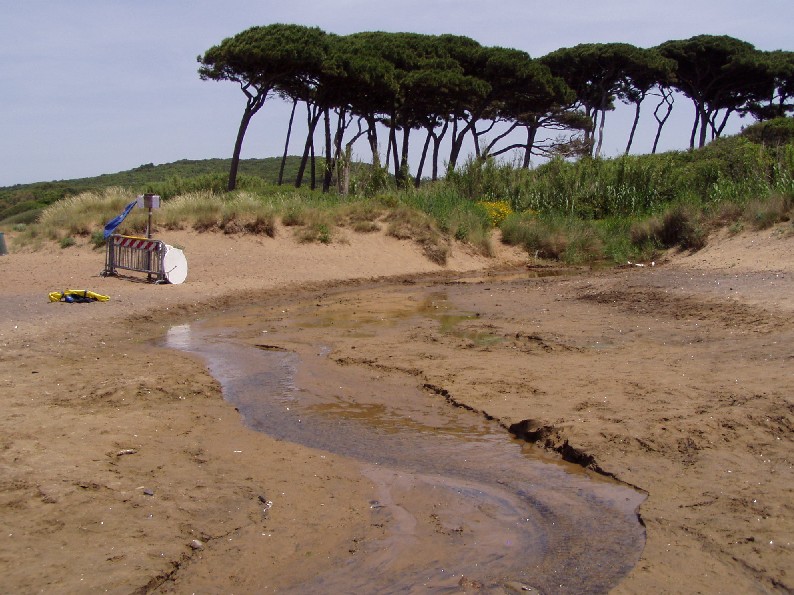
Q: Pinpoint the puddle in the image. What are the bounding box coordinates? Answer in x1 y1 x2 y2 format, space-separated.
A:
163 282 645 593
419 291 504 347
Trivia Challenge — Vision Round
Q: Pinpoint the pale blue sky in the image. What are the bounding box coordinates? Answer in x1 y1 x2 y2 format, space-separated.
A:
1 0 792 186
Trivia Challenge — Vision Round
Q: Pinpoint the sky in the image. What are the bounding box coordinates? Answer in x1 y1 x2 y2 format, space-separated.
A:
1 0 792 187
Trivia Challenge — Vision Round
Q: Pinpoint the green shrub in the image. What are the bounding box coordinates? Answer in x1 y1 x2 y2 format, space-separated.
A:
296 221 332 244
629 217 659 247
350 220 380 233
317 223 332 244
599 217 656 263
0 200 43 222
447 208 493 256
442 134 794 221
744 194 792 229
281 205 306 226
708 201 745 227
244 215 276 236
742 117 794 147
662 205 706 250
3 209 42 226
349 162 392 196
218 193 277 236
294 209 335 244
13 125 794 267
561 224 603 264
445 156 530 206
629 204 706 251
59 236 76 249
501 213 590 261
90 230 106 249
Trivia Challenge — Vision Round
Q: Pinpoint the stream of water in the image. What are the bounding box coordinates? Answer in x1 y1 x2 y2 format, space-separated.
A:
163 281 645 594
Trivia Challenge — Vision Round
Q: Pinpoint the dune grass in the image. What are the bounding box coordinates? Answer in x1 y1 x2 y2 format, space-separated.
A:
6 123 794 265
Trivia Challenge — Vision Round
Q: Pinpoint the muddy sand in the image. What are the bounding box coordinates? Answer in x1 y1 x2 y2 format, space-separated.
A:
0 223 792 593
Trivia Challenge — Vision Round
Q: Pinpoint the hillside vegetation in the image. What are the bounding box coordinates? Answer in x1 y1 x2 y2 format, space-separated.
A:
3 119 793 267
0 157 310 222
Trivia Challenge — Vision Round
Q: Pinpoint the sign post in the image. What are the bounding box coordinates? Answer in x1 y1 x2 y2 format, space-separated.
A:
137 193 161 239
136 194 161 280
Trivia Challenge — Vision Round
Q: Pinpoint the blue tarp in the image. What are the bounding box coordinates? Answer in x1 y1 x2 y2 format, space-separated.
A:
103 200 138 239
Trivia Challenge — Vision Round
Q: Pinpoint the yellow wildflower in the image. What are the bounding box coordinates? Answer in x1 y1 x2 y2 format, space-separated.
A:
478 200 513 227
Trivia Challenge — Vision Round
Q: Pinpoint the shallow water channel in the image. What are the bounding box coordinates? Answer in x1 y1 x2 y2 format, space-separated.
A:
163 278 645 594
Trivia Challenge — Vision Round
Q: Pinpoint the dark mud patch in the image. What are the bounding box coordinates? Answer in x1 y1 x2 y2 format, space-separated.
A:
508 419 604 475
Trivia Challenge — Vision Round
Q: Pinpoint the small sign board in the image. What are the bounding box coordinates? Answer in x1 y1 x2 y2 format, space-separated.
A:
137 193 161 209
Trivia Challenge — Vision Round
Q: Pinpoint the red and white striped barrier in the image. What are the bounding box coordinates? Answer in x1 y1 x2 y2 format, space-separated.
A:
112 236 161 252
103 234 166 282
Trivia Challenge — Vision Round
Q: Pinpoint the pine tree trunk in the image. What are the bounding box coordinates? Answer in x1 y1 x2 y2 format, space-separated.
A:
713 109 732 138
365 115 380 165
523 126 538 169
689 102 700 149
338 145 351 195
594 109 606 158
400 127 411 185
625 102 642 155
389 123 399 179
415 130 432 188
448 118 474 173
310 137 316 190
322 108 333 193
278 98 298 186
431 121 448 181
295 105 321 188
228 100 258 191
698 106 709 148
652 89 674 155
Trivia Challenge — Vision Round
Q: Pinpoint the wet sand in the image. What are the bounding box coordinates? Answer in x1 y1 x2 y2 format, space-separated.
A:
160 302 646 592
0 224 792 593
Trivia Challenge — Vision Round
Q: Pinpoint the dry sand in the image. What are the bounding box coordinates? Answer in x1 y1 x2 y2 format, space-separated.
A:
0 222 791 593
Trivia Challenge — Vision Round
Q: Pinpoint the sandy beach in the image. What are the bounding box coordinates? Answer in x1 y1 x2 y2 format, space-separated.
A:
0 222 791 593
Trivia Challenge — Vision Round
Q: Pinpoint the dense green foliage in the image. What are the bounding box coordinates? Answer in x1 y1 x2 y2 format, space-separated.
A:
198 24 330 190
741 116 794 146
198 26 579 190
440 127 794 264
658 35 777 149
539 43 675 157
199 27 793 192
444 134 794 219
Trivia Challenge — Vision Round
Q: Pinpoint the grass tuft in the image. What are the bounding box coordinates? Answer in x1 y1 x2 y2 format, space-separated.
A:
385 207 449 264
294 210 335 244
744 194 792 230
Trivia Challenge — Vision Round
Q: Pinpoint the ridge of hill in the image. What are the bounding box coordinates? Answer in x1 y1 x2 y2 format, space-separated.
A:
0 157 304 221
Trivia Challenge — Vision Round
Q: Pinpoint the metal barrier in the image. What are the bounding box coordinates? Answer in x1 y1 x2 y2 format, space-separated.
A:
103 234 166 282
